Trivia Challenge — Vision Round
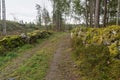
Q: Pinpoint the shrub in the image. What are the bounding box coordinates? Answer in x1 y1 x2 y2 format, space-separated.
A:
72 25 120 80
0 30 52 55
76 44 110 80
72 25 120 58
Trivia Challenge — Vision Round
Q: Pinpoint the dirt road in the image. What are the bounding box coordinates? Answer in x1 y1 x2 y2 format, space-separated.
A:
0 33 80 80
45 34 79 80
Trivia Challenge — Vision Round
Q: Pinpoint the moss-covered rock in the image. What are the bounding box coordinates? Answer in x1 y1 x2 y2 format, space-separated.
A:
72 25 120 80
0 30 52 55
72 25 120 58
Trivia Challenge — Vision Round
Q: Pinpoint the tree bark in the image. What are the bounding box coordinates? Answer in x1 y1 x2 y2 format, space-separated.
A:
90 0 94 27
95 0 100 28
0 0 1 20
103 0 107 27
2 0 6 35
85 0 88 27
116 0 120 25
53 3 56 31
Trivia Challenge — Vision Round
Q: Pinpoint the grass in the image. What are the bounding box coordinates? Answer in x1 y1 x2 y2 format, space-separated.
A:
0 32 65 68
0 29 57 67
8 48 52 80
0 36 48 69
0 44 33 67
6 32 67 80
0 32 67 80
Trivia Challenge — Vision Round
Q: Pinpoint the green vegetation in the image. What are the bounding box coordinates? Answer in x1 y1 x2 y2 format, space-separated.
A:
0 30 52 55
1 0 120 79
0 20 37 35
0 44 33 67
71 25 120 80
8 48 51 80
0 30 53 73
3 32 66 80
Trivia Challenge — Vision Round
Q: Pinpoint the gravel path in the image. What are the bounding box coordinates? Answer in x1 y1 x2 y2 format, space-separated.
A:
45 35 80 80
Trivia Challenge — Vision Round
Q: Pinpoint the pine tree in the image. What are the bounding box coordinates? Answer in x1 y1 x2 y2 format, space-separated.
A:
95 0 100 28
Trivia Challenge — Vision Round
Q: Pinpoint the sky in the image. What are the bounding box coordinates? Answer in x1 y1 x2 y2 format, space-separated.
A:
6 0 52 23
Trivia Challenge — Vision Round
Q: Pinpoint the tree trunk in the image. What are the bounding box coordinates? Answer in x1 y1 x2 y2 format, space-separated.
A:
53 3 56 31
95 0 100 28
103 0 107 27
90 0 94 27
55 11 59 31
2 0 6 35
85 0 88 27
116 0 120 25
0 0 1 20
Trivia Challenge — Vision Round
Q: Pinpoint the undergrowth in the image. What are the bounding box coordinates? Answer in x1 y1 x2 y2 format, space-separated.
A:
72 26 120 80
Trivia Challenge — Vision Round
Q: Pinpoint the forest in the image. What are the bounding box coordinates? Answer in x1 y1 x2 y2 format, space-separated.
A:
0 0 119 80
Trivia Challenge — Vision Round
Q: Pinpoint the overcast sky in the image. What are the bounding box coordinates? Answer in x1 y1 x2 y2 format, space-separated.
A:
6 0 52 23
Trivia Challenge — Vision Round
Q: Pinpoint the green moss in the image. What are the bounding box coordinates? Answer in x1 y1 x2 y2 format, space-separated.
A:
72 25 120 57
0 30 53 55
72 25 120 80
108 42 119 57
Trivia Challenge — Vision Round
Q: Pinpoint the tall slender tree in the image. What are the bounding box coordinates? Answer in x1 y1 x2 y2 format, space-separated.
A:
42 7 51 30
95 0 100 28
50 0 120 27
36 4 42 26
103 0 107 27
2 0 6 34
51 0 71 31
0 0 1 20
72 0 83 24
117 0 120 25
85 0 89 27
90 0 95 27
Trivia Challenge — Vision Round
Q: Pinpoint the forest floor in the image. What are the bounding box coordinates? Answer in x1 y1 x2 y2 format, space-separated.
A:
0 32 80 80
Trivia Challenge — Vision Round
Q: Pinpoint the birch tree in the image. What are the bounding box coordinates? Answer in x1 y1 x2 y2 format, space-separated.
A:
2 0 6 34
42 7 51 30
0 0 1 20
51 0 71 31
36 4 42 26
